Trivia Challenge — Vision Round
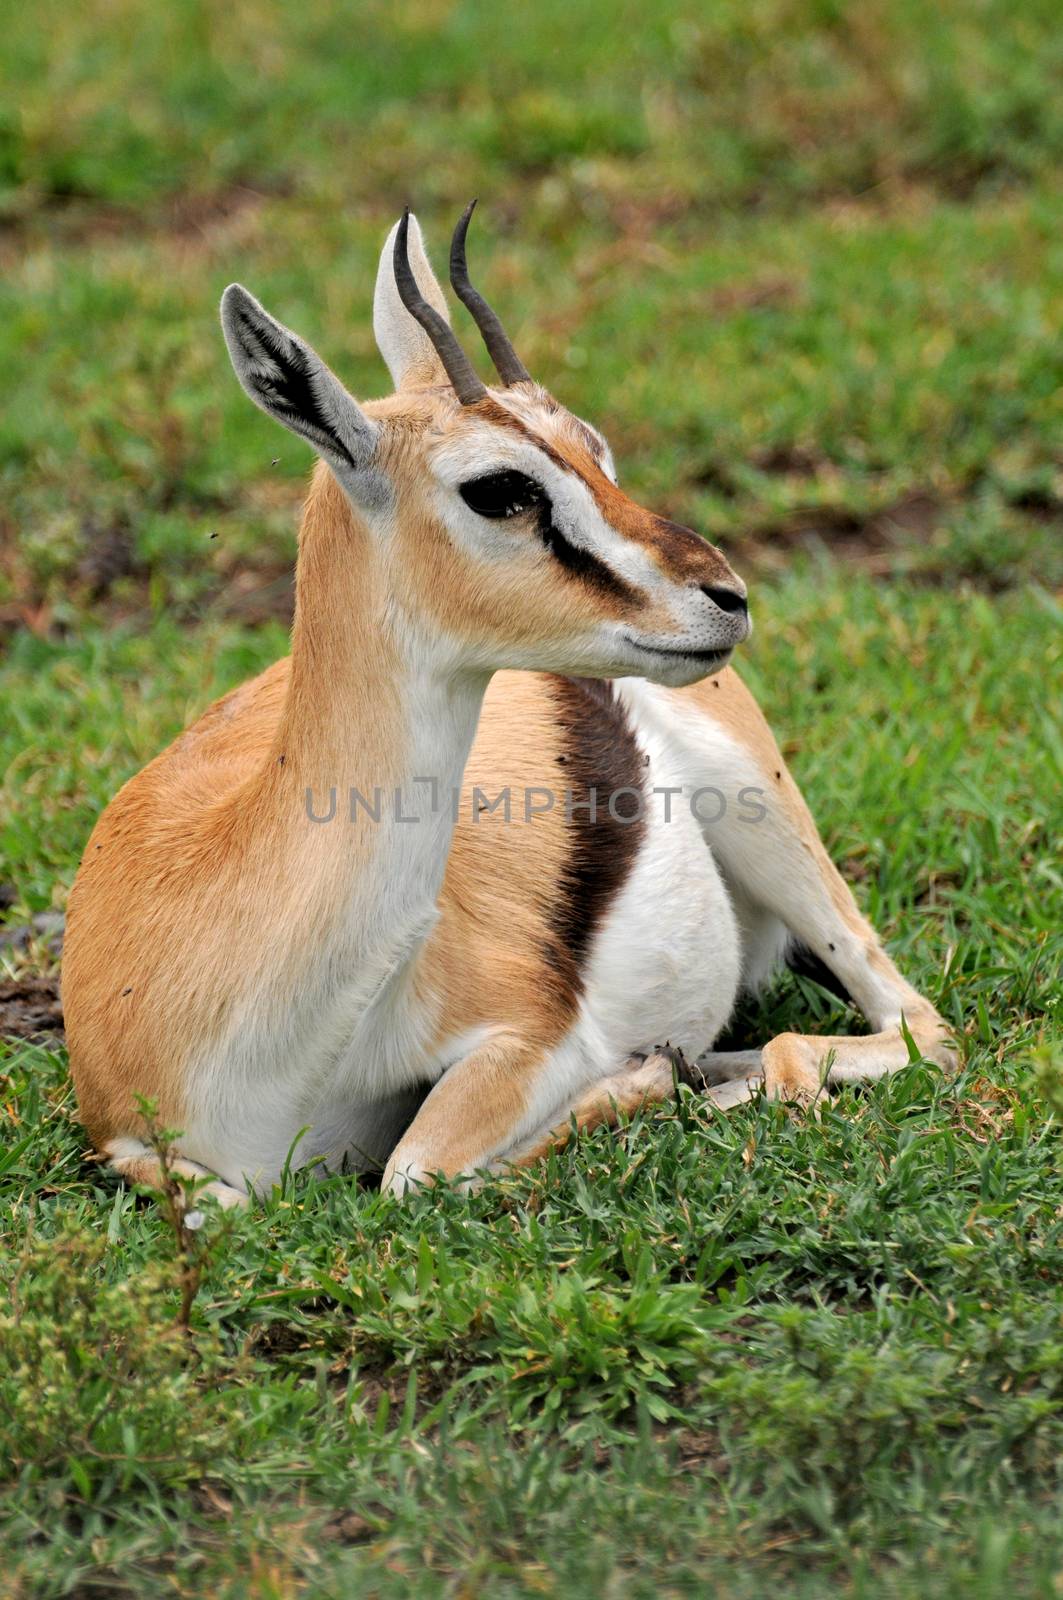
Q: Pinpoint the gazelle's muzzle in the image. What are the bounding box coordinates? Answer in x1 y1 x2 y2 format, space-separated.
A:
612 518 751 682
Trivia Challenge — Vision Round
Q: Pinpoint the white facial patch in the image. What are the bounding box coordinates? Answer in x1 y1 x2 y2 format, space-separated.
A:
426 415 657 593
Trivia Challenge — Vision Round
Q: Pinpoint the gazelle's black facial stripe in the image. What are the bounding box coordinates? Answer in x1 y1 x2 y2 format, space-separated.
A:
533 498 638 603
459 467 639 604
467 400 743 592
232 307 357 469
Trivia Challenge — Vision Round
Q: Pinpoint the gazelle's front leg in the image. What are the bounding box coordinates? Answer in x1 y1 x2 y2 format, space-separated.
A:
658 671 957 1105
691 819 956 1108
382 1041 740 1193
707 781 956 1105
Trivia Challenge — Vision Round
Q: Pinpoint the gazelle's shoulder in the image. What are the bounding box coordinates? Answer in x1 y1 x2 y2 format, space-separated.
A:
168 657 290 764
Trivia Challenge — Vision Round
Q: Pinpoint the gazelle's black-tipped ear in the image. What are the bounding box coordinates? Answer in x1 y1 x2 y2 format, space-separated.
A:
221 285 377 474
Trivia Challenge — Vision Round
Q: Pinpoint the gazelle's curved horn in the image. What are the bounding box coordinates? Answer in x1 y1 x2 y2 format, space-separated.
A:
392 209 487 405
450 200 531 387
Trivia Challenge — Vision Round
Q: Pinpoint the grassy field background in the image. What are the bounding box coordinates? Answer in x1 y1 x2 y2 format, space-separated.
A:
1 1 1061 1595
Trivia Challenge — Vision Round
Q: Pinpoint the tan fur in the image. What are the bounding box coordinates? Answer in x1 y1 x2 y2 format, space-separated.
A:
65 473 406 1144
65 265 952 1196
427 672 581 1050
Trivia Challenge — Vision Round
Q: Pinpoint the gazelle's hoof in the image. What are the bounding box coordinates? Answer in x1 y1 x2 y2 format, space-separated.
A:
761 1034 827 1117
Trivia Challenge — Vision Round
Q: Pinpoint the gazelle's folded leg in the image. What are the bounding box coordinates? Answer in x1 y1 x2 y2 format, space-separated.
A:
694 1048 765 1084
700 1027 942 1111
104 1139 248 1209
497 1052 763 1172
382 1030 566 1194
382 1044 763 1192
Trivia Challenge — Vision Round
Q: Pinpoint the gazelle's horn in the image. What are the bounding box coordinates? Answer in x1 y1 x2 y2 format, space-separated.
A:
393 209 487 405
449 200 531 387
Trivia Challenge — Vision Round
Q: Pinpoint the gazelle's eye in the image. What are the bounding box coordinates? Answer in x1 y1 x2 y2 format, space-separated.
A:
459 470 543 520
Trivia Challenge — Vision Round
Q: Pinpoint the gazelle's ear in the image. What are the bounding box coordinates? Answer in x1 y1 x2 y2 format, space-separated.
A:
221 284 378 477
373 213 451 390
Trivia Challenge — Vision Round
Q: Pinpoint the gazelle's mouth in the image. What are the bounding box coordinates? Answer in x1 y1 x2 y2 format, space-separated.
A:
624 637 734 672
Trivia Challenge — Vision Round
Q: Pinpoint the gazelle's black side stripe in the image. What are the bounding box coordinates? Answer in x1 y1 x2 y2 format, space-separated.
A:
542 676 646 1004
232 307 356 470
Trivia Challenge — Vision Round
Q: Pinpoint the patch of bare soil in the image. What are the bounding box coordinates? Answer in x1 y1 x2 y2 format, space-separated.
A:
0 556 297 657
0 180 281 257
0 975 64 1041
750 443 830 477
701 275 804 316
76 516 145 600
1007 484 1063 521
746 490 943 575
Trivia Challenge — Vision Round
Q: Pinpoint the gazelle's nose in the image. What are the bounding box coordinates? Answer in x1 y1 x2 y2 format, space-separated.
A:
700 583 748 617
699 581 751 643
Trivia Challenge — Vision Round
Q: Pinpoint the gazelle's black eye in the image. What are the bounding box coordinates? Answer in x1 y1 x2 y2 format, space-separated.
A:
459 470 544 520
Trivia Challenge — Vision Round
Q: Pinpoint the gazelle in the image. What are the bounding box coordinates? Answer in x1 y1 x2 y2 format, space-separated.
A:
63 206 954 1207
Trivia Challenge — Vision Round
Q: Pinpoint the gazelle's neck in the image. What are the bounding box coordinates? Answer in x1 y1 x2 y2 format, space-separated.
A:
266 468 488 961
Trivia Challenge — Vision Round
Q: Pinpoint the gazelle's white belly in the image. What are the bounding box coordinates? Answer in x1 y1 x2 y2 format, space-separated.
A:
483 696 743 1156
573 699 741 1071
576 800 739 1067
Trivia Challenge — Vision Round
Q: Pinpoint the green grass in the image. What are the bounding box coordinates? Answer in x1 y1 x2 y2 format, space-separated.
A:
2 0 1062 630
2 579 1060 1597
1 0 1061 1594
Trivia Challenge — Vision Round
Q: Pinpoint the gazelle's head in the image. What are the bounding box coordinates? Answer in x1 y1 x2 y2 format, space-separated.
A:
221 206 750 687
